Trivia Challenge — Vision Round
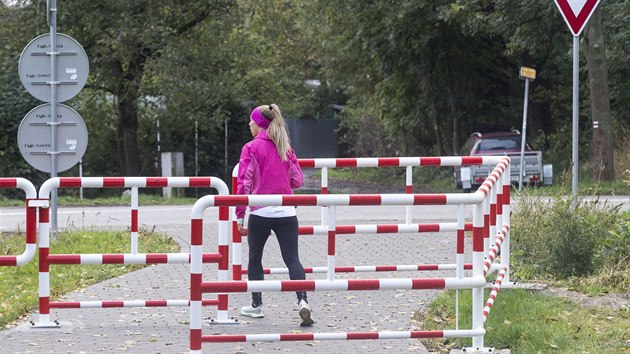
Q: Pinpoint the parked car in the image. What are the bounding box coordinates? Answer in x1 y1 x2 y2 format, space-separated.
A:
454 130 552 190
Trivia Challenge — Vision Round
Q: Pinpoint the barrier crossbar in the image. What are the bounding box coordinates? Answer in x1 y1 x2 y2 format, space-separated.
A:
0 178 38 267
32 176 232 328
191 156 511 353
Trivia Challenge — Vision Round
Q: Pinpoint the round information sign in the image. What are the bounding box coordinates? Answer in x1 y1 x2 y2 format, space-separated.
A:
18 104 88 173
18 33 89 102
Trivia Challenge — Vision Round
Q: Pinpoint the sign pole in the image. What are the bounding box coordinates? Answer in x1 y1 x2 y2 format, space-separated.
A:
518 67 536 191
49 0 59 231
553 0 601 208
571 35 579 207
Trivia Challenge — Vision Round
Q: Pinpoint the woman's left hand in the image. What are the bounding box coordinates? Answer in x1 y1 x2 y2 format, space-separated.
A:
238 224 247 236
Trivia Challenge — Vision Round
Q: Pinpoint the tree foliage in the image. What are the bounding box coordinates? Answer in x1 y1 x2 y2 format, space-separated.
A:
1 0 628 184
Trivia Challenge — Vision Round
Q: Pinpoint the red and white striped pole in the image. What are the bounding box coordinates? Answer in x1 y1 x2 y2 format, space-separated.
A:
471 199 485 349
326 205 336 281
405 166 413 224
501 163 512 284
190 207 204 354
33 206 59 328
130 186 139 254
321 167 328 226
0 178 38 267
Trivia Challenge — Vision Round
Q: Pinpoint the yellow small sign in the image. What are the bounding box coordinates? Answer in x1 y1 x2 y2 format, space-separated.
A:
519 67 536 80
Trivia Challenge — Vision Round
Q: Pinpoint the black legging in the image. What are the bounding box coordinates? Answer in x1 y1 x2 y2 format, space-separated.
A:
247 214 307 306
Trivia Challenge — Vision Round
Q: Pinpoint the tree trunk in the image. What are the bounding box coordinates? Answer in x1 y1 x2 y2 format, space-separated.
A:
584 8 614 181
117 94 141 176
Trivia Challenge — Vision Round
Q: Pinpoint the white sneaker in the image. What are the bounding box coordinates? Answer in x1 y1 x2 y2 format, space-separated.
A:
241 304 264 318
298 300 314 326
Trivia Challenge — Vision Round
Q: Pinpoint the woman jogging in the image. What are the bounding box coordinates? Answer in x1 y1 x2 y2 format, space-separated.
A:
235 104 314 326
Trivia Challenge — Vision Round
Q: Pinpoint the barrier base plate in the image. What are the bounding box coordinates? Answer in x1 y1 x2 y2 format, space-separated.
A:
204 317 239 325
29 320 61 329
453 347 510 353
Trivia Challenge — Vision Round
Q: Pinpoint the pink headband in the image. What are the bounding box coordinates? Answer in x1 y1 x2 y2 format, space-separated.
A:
250 107 271 129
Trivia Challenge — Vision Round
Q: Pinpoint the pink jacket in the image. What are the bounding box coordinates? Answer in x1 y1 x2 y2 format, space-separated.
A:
236 130 304 219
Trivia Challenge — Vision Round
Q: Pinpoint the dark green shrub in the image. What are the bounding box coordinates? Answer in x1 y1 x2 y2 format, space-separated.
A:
511 194 621 279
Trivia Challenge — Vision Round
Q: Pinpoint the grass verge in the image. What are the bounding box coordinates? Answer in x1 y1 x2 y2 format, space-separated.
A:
0 229 179 328
416 289 629 353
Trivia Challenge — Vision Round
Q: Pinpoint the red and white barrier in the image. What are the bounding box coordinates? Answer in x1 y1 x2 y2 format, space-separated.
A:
0 178 38 267
32 176 231 328
191 156 511 353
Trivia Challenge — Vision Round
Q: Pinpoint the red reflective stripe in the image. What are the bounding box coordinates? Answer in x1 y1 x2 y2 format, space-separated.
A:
191 273 202 301
419 157 441 166
50 302 80 309
189 177 211 187
347 279 379 290
146 254 168 263
490 204 497 226
26 206 36 243
0 179 17 188
280 333 315 341
336 225 356 234
298 226 314 235
191 219 203 246
282 195 318 206
462 157 483 165
410 331 444 338
103 177 125 188
328 231 335 256
191 328 203 350
59 177 82 188
376 224 398 233
0 257 17 266
375 265 397 271
321 187 328 194
219 206 229 221
349 195 381 205
336 158 357 167
146 177 168 187
201 281 248 293
414 195 447 204
102 254 125 264
464 222 473 231
202 253 223 263
418 224 440 232
131 209 138 232
215 195 249 206
473 227 484 252
39 248 49 272
47 254 81 264
218 245 229 270
298 159 315 168
336 266 355 272
202 334 247 343
406 185 413 193
412 278 445 289
377 158 400 166
281 280 316 292
39 207 50 222
102 301 124 308
145 300 168 307
417 265 440 271
348 332 379 340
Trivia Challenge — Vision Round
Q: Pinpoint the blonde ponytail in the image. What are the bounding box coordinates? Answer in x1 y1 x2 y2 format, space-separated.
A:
259 104 291 161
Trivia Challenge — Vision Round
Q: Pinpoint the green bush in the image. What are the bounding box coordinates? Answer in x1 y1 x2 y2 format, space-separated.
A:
511 194 621 279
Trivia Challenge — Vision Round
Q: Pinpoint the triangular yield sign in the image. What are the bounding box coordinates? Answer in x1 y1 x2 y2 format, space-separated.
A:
554 0 601 36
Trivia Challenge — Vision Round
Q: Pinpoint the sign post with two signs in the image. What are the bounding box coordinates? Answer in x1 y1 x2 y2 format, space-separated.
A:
17 0 89 239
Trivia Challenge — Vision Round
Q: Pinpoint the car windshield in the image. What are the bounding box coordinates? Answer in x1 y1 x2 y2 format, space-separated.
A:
477 136 522 151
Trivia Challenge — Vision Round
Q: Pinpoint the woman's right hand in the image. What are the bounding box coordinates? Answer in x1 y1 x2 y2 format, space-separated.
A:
238 224 247 236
